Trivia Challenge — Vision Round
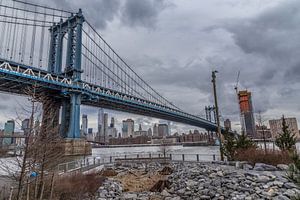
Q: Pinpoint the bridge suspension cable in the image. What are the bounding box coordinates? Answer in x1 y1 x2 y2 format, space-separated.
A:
0 0 183 112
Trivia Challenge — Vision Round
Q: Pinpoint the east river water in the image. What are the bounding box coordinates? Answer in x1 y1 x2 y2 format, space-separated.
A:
91 142 300 162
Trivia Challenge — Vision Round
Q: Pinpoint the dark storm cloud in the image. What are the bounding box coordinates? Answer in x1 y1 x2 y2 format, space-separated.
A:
225 0 300 83
121 0 172 28
30 0 171 29
31 0 121 29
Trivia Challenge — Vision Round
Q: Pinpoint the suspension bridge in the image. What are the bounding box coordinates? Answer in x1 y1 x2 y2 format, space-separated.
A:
0 0 224 138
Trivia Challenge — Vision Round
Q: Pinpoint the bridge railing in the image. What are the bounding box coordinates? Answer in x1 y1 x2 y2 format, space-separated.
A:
57 152 220 173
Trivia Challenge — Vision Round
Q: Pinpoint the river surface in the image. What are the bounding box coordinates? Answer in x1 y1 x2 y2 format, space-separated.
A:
91 142 300 162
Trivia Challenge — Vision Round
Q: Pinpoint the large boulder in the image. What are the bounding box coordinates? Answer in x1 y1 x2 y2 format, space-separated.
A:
254 163 277 171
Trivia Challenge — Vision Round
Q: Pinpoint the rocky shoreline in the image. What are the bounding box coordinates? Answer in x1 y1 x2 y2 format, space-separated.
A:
94 162 300 200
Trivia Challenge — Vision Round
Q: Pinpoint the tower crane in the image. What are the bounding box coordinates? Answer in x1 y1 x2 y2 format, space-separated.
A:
234 71 245 134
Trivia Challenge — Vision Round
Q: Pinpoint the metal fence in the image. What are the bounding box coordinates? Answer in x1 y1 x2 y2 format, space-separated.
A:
57 153 220 173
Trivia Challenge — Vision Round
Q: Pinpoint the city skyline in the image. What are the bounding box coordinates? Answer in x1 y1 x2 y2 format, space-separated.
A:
0 0 299 133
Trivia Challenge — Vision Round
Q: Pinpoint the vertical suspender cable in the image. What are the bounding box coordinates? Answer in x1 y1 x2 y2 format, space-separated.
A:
10 2 18 60
21 5 27 63
18 2 25 62
0 0 6 56
38 8 46 67
6 1 15 59
29 5 37 65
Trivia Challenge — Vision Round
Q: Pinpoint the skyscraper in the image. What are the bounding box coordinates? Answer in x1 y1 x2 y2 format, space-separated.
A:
110 117 115 128
97 108 104 137
167 121 171 136
153 124 158 137
21 118 30 135
82 114 88 136
147 128 152 137
103 113 108 142
122 119 134 138
96 108 109 142
3 120 15 145
108 117 117 138
158 124 168 137
238 90 256 138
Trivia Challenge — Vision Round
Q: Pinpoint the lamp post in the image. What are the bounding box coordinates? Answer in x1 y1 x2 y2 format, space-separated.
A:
211 70 224 161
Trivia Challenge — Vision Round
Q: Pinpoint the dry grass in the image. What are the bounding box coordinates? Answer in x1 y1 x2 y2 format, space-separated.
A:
235 148 292 165
53 172 105 199
99 168 118 177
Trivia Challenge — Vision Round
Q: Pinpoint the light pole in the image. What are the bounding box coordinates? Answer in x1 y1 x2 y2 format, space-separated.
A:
211 70 224 161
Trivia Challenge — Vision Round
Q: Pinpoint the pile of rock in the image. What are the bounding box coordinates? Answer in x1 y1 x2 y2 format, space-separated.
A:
168 163 299 200
94 162 300 200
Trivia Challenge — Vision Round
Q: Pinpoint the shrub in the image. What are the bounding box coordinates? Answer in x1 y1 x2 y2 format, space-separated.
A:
222 130 256 161
235 148 292 166
53 172 105 199
275 115 296 152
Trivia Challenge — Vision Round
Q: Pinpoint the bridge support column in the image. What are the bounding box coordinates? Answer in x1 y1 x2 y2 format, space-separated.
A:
60 100 70 138
67 93 81 138
41 96 61 137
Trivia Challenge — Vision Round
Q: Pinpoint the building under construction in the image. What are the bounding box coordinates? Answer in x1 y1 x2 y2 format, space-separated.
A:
238 90 256 138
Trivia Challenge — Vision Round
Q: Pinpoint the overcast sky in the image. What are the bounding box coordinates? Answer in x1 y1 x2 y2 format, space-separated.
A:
1 0 299 133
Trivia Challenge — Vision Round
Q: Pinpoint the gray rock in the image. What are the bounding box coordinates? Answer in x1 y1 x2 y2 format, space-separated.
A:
186 179 198 187
243 164 253 170
284 182 297 189
257 175 271 183
178 188 186 194
254 163 277 171
161 190 171 196
277 164 289 171
199 195 210 199
123 193 138 199
169 197 181 200
283 189 296 198
272 181 284 187
273 195 290 200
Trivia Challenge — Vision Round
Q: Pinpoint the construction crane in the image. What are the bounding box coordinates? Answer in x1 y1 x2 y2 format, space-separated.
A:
234 70 245 134
234 70 240 94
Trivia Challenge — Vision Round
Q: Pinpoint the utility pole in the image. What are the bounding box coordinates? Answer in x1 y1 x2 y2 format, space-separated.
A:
212 70 224 161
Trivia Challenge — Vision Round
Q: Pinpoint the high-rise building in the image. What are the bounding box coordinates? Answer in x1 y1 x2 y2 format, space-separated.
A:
269 117 299 139
110 117 115 128
153 124 158 137
167 121 171 136
3 120 15 145
224 119 231 131
147 128 152 137
87 128 94 140
103 113 108 142
96 109 109 143
82 114 88 135
122 119 134 138
97 108 104 137
238 90 256 138
108 117 117 138
158 124 168 137
21 118 30 135
133 124 147 137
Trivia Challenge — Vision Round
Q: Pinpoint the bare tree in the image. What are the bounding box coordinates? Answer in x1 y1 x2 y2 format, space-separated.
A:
0 86 65 200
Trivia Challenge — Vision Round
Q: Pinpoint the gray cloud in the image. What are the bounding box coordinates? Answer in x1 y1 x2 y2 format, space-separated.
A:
31 0 121 29
121 0 172 28
1 0 300 133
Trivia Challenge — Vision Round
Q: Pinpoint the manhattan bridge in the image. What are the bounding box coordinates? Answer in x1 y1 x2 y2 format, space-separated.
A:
0 0 224 139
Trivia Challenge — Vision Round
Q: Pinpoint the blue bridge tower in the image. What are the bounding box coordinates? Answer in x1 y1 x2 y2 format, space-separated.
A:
47 9 84 138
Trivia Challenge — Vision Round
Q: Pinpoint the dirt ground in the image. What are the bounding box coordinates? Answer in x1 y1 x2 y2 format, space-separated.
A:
114 169 164 192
